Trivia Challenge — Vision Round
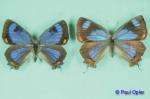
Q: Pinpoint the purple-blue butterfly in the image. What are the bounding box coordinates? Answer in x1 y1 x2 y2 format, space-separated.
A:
77 15 147 67
3 19 69 69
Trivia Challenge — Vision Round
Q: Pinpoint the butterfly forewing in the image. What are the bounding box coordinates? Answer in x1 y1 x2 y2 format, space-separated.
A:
113 15 147 40
77 17 110 42
3 19 32 45
39 20 69 45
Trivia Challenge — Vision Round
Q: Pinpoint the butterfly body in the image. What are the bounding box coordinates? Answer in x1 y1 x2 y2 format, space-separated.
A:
3 19 69 69
109 33 115 57
77 16 147 67
31 38 39 62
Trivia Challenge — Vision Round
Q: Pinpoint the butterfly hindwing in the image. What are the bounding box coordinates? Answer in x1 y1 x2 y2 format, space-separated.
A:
40 20 69 45
113 15 147 40
39 45 66 69
3 19 32 45
77 17 110 42
114 41 146 65
5 46 32 69
80 41 109 67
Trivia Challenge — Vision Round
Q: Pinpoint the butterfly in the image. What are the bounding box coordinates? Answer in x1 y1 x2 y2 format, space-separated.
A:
77 15 147 67
2 19 69 69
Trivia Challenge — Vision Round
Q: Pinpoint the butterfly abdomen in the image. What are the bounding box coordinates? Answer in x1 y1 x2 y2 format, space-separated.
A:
33 40 39 62
110 34 115 57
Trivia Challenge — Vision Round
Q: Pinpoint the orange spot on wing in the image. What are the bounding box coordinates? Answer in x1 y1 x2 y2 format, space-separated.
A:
84 58 95 65
131 54 141 65
52 61 62 69
56 61 62 65
78 36 84 42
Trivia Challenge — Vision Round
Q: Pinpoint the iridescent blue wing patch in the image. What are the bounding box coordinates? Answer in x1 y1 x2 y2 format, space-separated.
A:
77 17 110 42
113 15 147 40
39 20 69 45
39 45 66 69
80 41 109 67
5 46 32 69
3 19 32 45
114 41 146 65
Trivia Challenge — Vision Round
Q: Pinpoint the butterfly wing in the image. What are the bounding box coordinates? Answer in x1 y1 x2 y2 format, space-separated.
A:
114 41 146 65
3 19 32 45
114 15 147 65
39 45 66 69
77 17 110 66
5 46 32 69
113 15 147 40
80 41 109 67
39 20 69 45
77 17 110 42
